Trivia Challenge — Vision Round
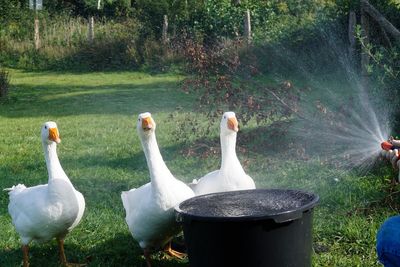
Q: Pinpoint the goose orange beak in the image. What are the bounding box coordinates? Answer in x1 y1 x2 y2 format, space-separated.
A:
49 127 61 143
142 117 153 131
228 117 239 132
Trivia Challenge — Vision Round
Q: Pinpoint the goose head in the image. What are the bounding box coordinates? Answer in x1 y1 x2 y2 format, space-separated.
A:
137 112 156 137
41 121 61 145
220 111 239 135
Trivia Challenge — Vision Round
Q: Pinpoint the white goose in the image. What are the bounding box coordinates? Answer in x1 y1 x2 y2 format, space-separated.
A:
121 112 195 267
191 112 256 195
5 121 85 267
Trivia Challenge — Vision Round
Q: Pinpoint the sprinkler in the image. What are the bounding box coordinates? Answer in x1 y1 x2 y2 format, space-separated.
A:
380 137 400 182
381 136 400 151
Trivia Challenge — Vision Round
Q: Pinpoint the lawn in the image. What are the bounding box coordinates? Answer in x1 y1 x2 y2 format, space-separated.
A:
0 69 397 266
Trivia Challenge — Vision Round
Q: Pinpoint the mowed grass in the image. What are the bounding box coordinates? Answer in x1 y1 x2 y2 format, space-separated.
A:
0 69 397 266
0 70 197 267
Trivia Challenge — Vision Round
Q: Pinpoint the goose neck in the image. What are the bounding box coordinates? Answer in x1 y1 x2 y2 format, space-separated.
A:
220 132 240 170
141 133 172 187
43 142 68 181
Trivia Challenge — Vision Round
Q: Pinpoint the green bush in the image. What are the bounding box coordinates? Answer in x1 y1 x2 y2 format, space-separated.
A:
0 68 10 100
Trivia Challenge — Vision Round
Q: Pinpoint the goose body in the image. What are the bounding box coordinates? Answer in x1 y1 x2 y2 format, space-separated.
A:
122 113 194 264
5 121 85 266
122 181 191 249
192 112 256 195
8 180 84 244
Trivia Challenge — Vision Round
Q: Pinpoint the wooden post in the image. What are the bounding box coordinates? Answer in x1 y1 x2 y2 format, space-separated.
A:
172 22 176 40
348 11 356 62
360 5 370 88
34 17 40 50
33 0 40 50
361 0 400 42
380 26 393 48
162 15 168 44
244 9 251 44
88 16 94 43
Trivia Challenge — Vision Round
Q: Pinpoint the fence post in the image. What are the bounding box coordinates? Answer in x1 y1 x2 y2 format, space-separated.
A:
34 17 40 50
348 10 356 63
361 0 400 42
162 15 169 44
244 9 251 44
88 16 95 43
360 5 370 89
32 0 41 50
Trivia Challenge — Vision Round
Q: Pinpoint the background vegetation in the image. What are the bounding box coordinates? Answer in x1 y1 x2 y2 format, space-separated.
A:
0 0 355 71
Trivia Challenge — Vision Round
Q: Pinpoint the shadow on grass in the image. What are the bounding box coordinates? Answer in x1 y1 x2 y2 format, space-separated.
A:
0 80 193 118
0 241 87 267
73 144 184 171
63 151 147 175
0 233 189 267
172 119 299 162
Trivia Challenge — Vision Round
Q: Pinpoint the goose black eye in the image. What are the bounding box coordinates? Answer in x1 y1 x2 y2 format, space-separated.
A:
44 126 47 129
223 116 226 119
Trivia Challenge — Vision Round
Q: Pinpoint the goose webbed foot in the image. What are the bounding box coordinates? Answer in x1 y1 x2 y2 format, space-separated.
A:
144 249 152 267
64 263 87 267
22 245 30 267
57 238 86 267
163 241 187 259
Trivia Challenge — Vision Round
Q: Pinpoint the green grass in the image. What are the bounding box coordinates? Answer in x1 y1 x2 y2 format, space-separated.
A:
0 69 397 266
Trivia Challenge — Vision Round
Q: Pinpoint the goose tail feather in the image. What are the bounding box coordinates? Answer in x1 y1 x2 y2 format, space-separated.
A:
121 189 135 211
4 184 27 198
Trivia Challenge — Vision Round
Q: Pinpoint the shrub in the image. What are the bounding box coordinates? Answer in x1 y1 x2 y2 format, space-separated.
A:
0 68 10 100
173 35 300 145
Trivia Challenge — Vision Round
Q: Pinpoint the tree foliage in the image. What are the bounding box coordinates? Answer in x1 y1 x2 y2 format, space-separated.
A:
1 0 400 73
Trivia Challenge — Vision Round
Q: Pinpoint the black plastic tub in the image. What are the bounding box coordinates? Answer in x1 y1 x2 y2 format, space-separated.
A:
175 189 319 267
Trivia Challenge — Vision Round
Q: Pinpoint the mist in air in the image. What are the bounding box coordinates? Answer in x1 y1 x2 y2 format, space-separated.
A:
251 23 391 174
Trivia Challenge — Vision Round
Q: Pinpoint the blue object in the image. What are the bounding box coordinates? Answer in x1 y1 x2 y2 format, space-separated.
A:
377 216 400 267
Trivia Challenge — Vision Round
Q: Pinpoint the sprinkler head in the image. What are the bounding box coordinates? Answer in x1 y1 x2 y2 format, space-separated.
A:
381 141 394 151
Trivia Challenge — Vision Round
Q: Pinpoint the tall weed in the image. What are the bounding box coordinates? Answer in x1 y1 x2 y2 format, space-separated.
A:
1 15 144 71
